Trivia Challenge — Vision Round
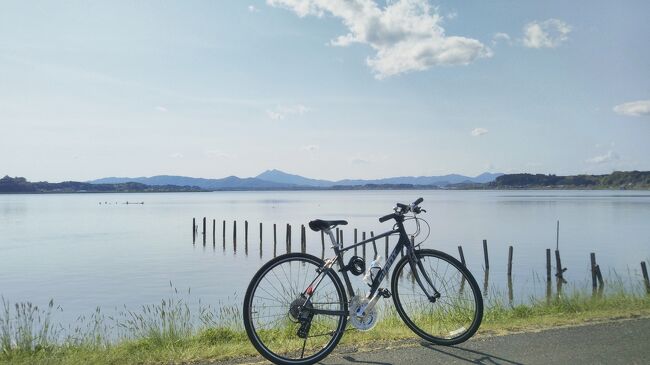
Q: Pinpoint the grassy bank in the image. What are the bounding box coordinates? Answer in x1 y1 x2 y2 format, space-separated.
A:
2 288 649 365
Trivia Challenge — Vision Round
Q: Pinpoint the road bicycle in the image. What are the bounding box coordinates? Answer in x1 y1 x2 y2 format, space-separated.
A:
243 198 483 365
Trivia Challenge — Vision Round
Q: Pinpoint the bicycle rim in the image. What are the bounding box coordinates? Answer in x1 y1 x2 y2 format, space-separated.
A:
391 249 483 345
243 253 347 364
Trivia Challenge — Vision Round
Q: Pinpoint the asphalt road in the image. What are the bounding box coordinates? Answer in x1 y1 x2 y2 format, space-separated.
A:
319 318 650 365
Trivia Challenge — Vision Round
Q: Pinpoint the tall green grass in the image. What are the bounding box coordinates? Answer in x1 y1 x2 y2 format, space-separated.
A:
1 280 649 365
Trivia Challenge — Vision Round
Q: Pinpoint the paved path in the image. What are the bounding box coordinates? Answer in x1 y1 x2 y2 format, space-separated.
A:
320 318 650 365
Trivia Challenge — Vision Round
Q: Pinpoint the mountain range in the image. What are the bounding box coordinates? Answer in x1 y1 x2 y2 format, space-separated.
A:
89 170 503 190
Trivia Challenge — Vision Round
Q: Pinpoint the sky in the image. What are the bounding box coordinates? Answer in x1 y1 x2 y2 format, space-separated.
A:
1 0 649 182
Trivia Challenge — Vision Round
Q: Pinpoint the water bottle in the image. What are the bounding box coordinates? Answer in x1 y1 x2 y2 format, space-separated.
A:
363 256 383 286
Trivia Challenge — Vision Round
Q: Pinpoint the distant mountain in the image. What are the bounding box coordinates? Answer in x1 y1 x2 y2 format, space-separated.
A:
256 170 503 187
88 170 503 190
256 169 332 187
472 172 505 183
89 175 293 190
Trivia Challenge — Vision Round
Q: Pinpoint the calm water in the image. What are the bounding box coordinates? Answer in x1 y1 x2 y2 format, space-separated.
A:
1 190 649 328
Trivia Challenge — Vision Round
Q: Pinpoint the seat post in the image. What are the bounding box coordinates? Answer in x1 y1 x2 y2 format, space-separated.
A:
323 228 338 248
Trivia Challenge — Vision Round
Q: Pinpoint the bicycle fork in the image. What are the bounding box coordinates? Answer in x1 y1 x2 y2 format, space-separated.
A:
407 245 441 302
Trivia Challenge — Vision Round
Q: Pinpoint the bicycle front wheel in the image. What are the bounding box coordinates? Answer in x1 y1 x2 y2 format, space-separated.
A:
391 249 483 345
243 253 348 365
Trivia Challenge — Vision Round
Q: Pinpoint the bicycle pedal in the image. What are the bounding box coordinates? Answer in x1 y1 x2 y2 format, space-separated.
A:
379 288 391 298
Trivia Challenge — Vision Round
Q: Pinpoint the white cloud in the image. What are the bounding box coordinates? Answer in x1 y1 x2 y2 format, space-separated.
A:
248 5 260 12
155 106 168 112
267 0 492 79
522 19 571 49
266 104 310 120
586 150 620 164
170 153 184 159
492 32 511 46
613 100 650 117
470 127 488 137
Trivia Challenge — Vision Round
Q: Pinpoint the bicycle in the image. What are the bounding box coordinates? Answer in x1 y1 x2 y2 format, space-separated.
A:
243 198 483 365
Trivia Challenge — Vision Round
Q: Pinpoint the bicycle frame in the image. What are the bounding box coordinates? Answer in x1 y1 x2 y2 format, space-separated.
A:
302 217 441 317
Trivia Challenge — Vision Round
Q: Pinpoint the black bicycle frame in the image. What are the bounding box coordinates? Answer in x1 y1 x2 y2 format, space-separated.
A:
332 218 439 302
301 217 440 317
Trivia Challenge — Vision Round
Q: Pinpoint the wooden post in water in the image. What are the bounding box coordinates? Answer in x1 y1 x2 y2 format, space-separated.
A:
385 236 389 259
273 224 277 257
546 249 551 282
458 245 467 292
336 228 340 245
245 220 248 245
259 222 263 256
641 261 650 294
202 217 206 245
507 275 513 305
590 253 597 291
362 232 367 260
595 264 604 287
320 231 325 250
354 229 358 256
222 220 226 249
555 249 565 279
482 239 489 271
286 224 291 253
301 224 306 253
371 231 377 259
507 245 513 277
458 246 466 266
339 229 343 248
554 220 566 280
192 218 196 244
244 221 248 254
483 269 489 297
233 220 237 252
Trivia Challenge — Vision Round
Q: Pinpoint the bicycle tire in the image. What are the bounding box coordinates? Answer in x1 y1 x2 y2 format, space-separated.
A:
391 249 483 345
243 253 348 365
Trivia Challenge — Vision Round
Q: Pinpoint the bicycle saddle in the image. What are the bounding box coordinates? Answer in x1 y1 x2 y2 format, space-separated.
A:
308 219 348 232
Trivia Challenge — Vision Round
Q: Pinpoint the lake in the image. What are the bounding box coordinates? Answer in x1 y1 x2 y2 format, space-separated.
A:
1 190 649 329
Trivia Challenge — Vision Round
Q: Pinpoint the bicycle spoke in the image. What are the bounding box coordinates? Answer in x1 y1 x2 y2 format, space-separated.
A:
393 250 482 344
244 254 346 363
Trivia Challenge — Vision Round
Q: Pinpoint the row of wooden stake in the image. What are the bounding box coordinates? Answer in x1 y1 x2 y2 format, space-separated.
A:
192 217 650 295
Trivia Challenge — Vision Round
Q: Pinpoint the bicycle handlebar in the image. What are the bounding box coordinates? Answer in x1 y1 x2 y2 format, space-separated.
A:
378 197 424 223
379 213 397 223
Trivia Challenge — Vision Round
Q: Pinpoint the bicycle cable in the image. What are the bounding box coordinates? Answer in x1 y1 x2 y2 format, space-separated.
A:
394 215 430 247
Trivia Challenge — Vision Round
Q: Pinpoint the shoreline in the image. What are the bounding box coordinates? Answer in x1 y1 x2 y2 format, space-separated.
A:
2 291 649 365
2 187 650 195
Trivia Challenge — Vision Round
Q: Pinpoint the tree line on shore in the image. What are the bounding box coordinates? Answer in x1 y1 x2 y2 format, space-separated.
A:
490 171 650 189
0 176 203 193
1 170 649 193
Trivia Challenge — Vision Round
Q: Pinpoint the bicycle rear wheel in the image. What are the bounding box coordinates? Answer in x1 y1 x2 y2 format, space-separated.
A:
391 249 483 345
243 253 348 365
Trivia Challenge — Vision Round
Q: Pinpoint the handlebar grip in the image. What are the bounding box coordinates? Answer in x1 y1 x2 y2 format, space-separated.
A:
413 197 424 206
379 213 396 223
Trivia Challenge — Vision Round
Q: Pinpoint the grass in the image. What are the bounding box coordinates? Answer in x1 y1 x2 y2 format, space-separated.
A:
1 285 649 365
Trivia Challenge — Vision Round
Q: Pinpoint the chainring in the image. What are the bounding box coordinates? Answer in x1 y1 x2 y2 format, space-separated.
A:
348 295 378 331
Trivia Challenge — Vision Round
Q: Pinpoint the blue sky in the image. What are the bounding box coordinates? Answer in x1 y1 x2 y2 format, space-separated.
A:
1 0 648 181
